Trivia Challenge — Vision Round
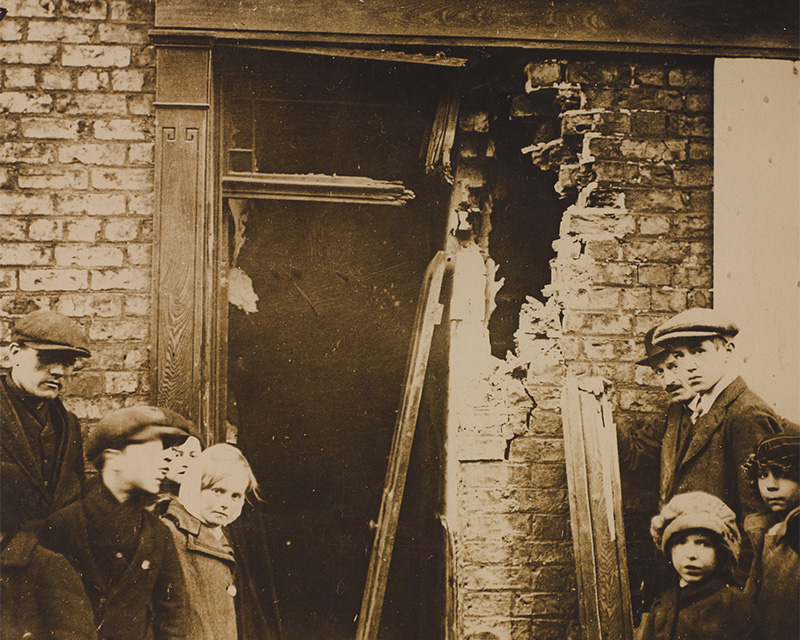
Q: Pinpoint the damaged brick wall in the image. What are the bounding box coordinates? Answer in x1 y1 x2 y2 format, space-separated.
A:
452 55 713 640
0 0 156 420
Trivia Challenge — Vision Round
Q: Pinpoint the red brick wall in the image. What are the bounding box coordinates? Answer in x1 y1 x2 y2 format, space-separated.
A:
0 0 155 420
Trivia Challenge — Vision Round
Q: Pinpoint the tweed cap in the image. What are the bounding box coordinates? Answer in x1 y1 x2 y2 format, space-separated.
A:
650 491 741 560
637 326 671 366
12 310 91 357
652 308 738 346
86 405 198 464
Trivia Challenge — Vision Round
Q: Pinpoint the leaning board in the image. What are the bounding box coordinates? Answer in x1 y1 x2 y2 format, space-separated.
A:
561 377 633 640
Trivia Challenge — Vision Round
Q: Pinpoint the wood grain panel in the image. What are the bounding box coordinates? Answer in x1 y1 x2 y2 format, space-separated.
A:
154 0 797 54
153 46 212 425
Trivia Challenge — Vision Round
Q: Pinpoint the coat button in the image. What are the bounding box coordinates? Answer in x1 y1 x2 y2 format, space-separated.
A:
227 585 237 597
115 552 123 559
141 560 151 570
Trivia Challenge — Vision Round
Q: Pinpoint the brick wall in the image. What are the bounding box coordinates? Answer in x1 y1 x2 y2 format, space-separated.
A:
452 55 714 639
0 0 156 420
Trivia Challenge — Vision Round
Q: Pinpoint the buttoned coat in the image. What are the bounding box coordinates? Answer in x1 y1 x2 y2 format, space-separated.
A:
161 499 238 640
40 484 189 640
1 530 97 640
0 375 85 530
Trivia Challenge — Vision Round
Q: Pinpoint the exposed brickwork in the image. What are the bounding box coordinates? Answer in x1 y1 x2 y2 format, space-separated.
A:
0 0 155 422
453 56 714 639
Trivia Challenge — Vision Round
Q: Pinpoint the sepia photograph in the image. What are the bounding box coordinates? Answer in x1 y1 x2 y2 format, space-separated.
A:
0 1 798 639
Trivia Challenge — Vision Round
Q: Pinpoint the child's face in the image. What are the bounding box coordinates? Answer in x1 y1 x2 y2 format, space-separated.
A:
670 338 732 395
165 436 202 484
114 439 171 496
758 468 800 513
197 472 248 527
670 532 718 587
652 353 695 403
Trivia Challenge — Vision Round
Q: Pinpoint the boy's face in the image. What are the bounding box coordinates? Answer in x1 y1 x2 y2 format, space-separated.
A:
9 344 77 399
758 467 800 513
651 352 695 403
113 439 170 496
669 337 733 395
165 436 202 484
197 472 248 527
670 531 718 587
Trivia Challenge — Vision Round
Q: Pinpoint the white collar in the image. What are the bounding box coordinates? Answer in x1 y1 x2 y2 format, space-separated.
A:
693 373 737 418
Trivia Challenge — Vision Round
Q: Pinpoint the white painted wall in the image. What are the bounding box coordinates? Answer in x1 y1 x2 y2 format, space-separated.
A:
714 58 800 422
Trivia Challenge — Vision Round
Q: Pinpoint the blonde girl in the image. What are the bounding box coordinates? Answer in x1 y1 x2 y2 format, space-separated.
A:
160 443 258 640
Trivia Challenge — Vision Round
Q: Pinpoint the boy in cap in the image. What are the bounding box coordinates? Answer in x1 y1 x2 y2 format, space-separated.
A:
742 434 799 640
1 310 92 534
651 308 782 529
641 491 759 640
40 406 194 640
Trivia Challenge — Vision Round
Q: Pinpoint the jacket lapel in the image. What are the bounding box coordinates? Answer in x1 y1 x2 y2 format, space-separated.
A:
660 403 686 504
50 404 84 509
680 377 747 466
0 378 48 497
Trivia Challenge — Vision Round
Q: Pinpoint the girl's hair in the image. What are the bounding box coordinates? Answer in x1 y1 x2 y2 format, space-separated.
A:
190 443 260 502
666 528 734 582
743 456 798 501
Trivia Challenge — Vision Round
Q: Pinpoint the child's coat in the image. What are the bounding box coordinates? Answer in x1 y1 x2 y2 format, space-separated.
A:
745 505 799 640
40 479 189 640
640 578 759 640
161 498 238 640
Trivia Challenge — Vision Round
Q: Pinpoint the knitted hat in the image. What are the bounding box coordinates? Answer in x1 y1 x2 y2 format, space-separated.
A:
650 492 741 561
652 308 738 346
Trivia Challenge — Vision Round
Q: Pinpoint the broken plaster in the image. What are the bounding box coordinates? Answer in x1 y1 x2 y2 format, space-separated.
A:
227 198 260 314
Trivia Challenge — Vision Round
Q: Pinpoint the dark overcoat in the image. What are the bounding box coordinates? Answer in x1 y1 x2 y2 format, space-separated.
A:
660 377 781 520
640 578 760 640
0 374 85 530
40 483 189 640
1 530 97 640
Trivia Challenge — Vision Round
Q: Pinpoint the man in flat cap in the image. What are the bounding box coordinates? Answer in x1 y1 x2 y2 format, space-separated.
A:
1 310 92 535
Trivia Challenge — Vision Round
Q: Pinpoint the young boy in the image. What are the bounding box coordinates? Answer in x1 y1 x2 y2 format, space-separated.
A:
39 406 195 640
651 309 782 526
742 433 799 640
641 491 759 640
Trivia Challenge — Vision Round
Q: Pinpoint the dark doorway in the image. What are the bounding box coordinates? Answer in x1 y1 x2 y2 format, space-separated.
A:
221 50 450 640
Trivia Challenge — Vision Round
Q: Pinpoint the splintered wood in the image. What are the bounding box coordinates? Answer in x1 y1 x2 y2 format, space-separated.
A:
562 377 633 640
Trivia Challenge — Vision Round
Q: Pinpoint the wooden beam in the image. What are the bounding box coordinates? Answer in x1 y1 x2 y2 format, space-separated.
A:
154 0 798 55
222 173 415 206
562 377 633 640
356 251 447 640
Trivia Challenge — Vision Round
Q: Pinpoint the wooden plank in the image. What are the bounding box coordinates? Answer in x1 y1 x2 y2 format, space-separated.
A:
356 250 447 640
154 0 798 54
562 377 633 640
221 173 414 206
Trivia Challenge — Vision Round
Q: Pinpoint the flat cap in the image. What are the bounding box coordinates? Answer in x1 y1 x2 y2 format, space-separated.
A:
752 433 799 467
86 405 198 464
12 310 91 357
652 308 738 346
637 326 670 366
